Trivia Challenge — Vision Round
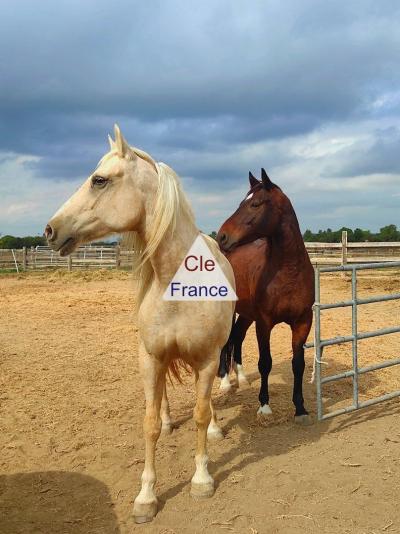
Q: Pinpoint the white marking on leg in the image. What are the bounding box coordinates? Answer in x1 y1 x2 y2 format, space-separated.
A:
161 422 172 434
161 409 172 434
257 404 272 416
233 363 249 386
207 418 223 440
191 454 213 486
219 374 231 391
135 468 157 506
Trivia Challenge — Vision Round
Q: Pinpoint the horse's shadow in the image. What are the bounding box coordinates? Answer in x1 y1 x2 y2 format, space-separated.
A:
159 352 399 504
0 471 120 534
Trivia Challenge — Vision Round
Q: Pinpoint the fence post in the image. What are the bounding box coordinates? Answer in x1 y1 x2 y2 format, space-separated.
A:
341 231 348 269
22 247 27 270
11 249 19 273
115 245 121 269
67 255 72 272
30 246 35 270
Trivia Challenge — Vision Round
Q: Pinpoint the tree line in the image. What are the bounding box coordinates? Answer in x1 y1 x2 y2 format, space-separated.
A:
211 225 400 243
1 225 399 249
0 235 47 249
302 225 400 242
0 235 118 249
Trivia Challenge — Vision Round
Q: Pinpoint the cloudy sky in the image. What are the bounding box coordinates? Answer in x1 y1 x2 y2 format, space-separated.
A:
1 0 399 237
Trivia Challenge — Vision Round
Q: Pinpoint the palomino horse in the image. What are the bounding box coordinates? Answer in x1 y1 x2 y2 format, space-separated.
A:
45 125 235 523
217 169 314 424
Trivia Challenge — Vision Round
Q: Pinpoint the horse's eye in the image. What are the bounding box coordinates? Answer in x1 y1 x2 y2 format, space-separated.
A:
92 175 108 188
250 200 263 208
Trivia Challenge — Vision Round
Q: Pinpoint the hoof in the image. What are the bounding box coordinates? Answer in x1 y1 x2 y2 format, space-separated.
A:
257 404 273 420
133 500 158 524
294 414 313 426
207 427 224 441
190 481 215 499
161 423 173 435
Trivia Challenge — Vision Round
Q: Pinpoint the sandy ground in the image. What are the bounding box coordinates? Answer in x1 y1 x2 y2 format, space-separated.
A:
1 270 400 534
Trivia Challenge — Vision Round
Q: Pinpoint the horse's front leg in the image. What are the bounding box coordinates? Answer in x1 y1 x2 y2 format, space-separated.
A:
191 359 218 498
133 345 166 523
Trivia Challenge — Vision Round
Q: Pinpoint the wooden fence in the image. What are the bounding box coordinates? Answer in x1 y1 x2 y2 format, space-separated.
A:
1 233 400 272
0 245 136 272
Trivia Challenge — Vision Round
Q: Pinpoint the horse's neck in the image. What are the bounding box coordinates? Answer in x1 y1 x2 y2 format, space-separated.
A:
134 159 199 290
269 207 308 267
145 205 198 289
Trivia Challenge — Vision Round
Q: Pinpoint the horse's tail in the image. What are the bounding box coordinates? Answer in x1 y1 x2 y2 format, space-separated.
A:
167 358 192 384
218 314 236 377
217 330 235 377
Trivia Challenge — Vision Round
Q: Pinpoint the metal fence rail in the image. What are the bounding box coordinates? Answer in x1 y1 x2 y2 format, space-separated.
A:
305 261 400 421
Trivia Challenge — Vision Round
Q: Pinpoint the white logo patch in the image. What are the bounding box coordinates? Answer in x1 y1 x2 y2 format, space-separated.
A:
163 235 237 301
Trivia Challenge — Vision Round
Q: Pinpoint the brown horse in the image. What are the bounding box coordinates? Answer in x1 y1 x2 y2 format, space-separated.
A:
217 169 314 424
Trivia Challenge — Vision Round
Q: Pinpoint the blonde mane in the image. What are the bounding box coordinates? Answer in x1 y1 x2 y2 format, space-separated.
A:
120 147 196 307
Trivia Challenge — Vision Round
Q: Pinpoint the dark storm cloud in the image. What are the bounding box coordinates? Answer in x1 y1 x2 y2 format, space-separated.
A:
323 126 400 177
1 0 400 236
1 0 400 181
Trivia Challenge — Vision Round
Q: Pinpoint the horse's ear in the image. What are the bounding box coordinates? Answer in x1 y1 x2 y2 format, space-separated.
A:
114 124 131 157
249 171 259 188
108 134 116 151
261 168 274 190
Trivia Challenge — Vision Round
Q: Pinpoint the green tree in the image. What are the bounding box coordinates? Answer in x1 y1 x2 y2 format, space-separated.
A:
303 229 313 241
0 235 46 249
302 225 400 242
378 224 399 242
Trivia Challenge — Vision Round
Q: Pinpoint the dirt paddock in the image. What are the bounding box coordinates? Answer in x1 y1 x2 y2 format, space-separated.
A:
1 270 400 534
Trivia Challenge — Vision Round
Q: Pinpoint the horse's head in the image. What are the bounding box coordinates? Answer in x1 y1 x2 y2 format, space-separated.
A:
45 125 153 256
217 169 287 252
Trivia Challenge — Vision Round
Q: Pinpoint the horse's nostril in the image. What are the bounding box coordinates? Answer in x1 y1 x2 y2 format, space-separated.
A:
45 224 55 241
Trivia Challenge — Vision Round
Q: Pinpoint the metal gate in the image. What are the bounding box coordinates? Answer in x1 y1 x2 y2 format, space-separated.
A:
305 261 400 421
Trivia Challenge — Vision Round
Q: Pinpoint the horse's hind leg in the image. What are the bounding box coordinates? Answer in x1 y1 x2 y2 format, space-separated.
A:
133 345 166 523
191 359 218 498
291 312 313 425
255 320 273 419
161 383 173 435
233 315 252 387
207 399 223 441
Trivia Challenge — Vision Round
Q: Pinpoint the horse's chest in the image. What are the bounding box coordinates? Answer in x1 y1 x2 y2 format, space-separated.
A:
138 313 188 357
138 302 227 360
